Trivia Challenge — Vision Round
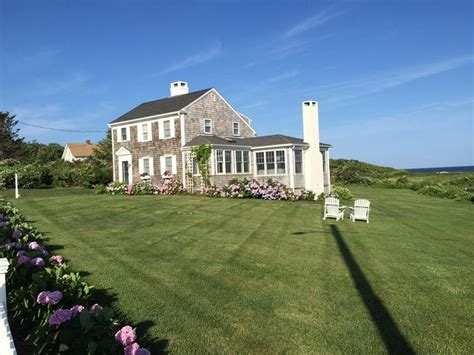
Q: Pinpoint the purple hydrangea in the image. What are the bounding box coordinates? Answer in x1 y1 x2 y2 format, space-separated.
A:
4 242 18 251
11 230 23 240
17 255 31 265
30 257 45 267
115 325 137 346
36 290 63 305
48 308 72 326
70 304 85 314
50 255 63 266
124 342 150 355
16 250 26 257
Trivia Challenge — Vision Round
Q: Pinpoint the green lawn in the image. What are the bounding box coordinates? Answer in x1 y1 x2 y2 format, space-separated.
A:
2 187 473 353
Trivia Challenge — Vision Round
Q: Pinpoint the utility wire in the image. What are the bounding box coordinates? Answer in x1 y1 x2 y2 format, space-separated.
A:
18 121 106 133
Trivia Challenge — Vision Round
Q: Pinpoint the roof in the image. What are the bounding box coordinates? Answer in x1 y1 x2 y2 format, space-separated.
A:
110 88 212 124
66 143 98 157
183 134 331 148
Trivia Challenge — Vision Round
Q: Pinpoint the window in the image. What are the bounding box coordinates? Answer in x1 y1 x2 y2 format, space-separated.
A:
216 150 224 173
216 150 233 174
236 150 250 173
225 151 232 174
294 150 303 174
233 122 240 136
256 152 265 175
143 158 150 174
139 157 154 176
266 151 275 175
142 124 149 141
204 119 212 134
121 127 127 141
276 150 286 174
165 156 173 173
163 120 171 138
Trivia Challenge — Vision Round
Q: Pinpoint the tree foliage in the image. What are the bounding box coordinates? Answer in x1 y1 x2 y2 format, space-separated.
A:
0 111 24 160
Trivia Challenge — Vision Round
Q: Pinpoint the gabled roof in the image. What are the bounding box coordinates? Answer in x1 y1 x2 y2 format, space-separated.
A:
110 88 212 124
183 134 331 148
66 143 97 157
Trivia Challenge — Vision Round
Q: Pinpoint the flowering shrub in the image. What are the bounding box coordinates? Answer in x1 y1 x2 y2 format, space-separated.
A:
332 186 353 200
159 177 186 195
0 200 151 354
98 178 186 197
207 178 316 202
105 181 128 195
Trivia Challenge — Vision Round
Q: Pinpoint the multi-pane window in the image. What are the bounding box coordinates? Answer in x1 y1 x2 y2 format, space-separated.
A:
276 150 286 174
225 151 232 174
216 150 224 173
233 122 240 136
266 152 275 175
142 123 149 141
143 158 150 174
204 119 212 134
216 150 233 174
121 127 127 141
163 120 171 138
256 152 265 175
236 151 250 173
294 150 303 174
165 156 173 173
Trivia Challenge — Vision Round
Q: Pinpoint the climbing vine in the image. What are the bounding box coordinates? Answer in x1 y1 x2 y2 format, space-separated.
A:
191 144 212 187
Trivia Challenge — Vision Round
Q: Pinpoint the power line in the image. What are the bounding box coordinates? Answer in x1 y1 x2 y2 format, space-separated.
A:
18 121 106 133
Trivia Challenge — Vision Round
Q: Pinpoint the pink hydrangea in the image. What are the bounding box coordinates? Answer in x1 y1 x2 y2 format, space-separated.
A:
50 255 63 266
28 241 40 250
90 303 103 313
115 325 136 346
36 291 49 305
30 257 45 267
70 304 85 314
48 308 72 326
11 230 23 240
17 255 31 265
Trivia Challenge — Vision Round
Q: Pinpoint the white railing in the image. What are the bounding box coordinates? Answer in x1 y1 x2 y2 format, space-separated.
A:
0 258 16 355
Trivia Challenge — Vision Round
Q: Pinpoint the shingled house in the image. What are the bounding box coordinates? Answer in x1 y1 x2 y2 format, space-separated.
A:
61 140 97 162
109 81 331 194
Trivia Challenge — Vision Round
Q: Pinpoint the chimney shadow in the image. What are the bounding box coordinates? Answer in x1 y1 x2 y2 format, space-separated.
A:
330 225 414 354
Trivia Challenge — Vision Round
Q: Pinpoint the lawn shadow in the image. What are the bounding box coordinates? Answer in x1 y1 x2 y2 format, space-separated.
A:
330 225 414 354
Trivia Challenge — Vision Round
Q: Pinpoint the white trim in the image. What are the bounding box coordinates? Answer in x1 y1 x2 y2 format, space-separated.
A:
118 155 132 184
180 112 186 146
108 111 180 127
234 150 250 174
138 156 154 176
203 118 212 134
137 122 152 142
159 118 176 139
111 133 116 181
179 88 257 135
288 146 295 189
250 143 308 150
160 154 177 175
254 149 287 177
232 122 241 136
116 126 131 142
115 147 132 156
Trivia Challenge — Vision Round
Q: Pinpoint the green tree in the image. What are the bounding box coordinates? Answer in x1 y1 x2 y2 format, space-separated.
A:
0 111 24 159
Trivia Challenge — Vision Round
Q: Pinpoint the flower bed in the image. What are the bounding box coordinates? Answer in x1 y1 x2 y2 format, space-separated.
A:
0 200 151 354
97 179 186 196
205 178 316 201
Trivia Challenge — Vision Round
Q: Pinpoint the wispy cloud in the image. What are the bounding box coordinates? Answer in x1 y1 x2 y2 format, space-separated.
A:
36 73 89 96
312 55 474 104
159 42 222 75
5 46 62 72
284 9 344 38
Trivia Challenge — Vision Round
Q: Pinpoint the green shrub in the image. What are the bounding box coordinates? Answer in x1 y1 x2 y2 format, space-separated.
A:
332 186 353 200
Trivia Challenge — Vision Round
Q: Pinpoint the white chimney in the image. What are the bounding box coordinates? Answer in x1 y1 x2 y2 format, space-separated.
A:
170 81 189 96
302 100 324 196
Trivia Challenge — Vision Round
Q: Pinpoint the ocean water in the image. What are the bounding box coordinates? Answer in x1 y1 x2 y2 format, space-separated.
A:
406 166 474 173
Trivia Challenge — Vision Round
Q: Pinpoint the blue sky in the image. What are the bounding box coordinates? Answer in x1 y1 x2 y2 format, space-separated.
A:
1 0 472 168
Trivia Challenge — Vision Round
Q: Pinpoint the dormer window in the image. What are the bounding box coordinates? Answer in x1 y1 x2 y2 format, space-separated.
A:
233 122 240 136
204 118 212 134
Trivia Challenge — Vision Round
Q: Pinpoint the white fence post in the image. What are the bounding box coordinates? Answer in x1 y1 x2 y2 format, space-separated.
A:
0 258 16 355
14 173 20 199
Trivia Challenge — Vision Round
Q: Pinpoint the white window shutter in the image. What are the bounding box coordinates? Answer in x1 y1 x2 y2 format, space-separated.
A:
171 119 176 138
160 156 166 175
172 155 177 174
149 157 154 176
138 158 143 174
158 121 163 139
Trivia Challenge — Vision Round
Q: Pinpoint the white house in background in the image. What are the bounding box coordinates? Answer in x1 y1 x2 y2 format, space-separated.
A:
109 81 332 195
61 140 97 162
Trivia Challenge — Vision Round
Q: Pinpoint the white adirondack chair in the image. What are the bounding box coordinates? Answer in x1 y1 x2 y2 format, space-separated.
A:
350 199 371 223
323 197 345 221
